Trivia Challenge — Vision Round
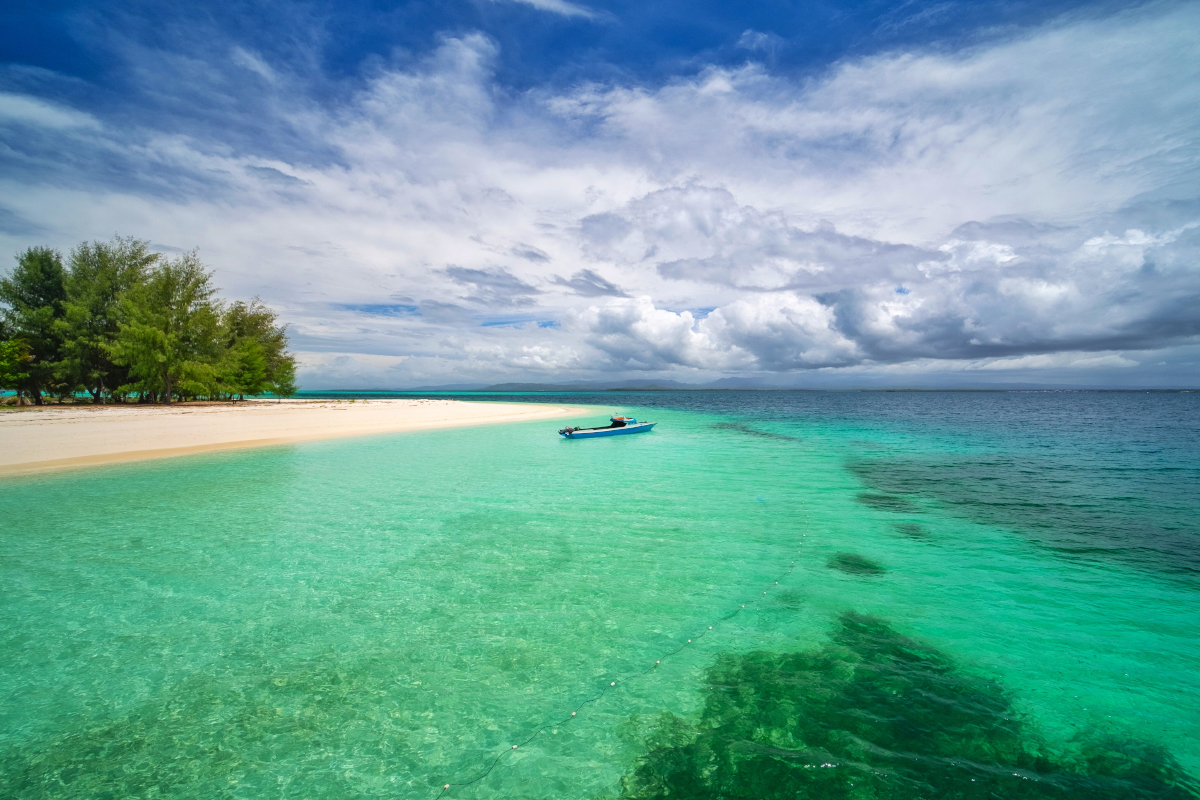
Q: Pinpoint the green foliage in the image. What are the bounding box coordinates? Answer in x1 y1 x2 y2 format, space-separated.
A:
108 252 222 404
220 337 268 398
615 613 1198 799
0 247 66 403
0 337 31 390
219 298 297 399
268 354 298 399
2 238 299 403
57 237 159 402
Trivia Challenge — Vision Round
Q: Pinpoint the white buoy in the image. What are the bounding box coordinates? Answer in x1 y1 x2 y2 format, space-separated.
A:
611 681 616 686
571 712 576 716
513 745 518 749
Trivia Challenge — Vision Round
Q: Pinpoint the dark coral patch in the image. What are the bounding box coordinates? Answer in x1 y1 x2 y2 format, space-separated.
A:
828 552 887 576
614 613 1198 799
711 422 800 441
856 492 917 512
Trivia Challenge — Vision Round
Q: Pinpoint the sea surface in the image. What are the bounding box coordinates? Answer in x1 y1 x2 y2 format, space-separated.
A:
1 391 1198 799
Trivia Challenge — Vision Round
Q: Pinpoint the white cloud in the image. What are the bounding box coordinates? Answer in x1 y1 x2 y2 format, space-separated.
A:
968 352 1139 371
230 47 277 83
0 93 101 130
490 0 595 19
1 3 1198 386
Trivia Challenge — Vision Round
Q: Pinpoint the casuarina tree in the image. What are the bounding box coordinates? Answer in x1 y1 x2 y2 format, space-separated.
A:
108 251 221 404
221 298 298 400
58 237 159 403
0 247 66 404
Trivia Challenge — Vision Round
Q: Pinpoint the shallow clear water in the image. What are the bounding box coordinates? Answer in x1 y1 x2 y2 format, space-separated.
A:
2 393 1198 798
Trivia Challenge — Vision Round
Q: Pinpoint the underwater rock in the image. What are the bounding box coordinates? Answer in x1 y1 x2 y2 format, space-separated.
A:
894 522 927 538
613 613 1199 799
856 492 918 513
711 422 800 442
827 552 887 576
847 455 1200 580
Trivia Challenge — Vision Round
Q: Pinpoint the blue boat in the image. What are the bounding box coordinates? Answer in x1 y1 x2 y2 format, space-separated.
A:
559 416 656 438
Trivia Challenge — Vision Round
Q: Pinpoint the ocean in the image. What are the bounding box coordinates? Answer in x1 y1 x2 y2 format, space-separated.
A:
1 391 1198 798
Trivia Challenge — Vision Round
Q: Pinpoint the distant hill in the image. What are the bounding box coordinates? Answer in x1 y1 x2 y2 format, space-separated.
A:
401 383 488 391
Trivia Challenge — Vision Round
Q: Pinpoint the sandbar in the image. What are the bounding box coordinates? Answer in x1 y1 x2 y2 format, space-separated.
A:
0 399 583 476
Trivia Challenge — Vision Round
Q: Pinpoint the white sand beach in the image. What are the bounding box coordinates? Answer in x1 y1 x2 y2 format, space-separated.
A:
0 399 582 475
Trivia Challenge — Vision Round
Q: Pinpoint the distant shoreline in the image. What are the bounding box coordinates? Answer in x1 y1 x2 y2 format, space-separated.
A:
0 399 584 476
289 387 1199 395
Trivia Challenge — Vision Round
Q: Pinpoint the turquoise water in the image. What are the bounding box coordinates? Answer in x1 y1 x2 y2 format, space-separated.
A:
2 393 1198 798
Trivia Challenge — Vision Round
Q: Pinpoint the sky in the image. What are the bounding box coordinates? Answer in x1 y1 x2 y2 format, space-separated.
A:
1 0 1198 388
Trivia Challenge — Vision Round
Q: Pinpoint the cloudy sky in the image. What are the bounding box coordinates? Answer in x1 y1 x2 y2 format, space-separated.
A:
2 0 1198 388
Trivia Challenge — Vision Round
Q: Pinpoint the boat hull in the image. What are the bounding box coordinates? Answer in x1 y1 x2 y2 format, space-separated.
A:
560 422 656 438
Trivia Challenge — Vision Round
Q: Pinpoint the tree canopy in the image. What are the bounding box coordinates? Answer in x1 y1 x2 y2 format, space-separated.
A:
0 247 66 403
0 237 298 404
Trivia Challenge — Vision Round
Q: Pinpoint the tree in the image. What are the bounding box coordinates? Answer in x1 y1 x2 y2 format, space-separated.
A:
108 252 221 404
0 338 31 396
221 298 298 399
220 337 268 399
57 237 158 403
0 247 66 404
268 354 298 399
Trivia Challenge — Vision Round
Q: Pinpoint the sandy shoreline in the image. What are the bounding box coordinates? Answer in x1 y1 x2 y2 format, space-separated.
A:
0 399 584 476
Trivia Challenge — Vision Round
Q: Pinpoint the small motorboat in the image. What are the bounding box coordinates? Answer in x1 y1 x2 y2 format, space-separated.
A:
558 416 656 438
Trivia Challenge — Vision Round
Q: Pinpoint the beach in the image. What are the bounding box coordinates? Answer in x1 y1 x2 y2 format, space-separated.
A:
0 398 581 475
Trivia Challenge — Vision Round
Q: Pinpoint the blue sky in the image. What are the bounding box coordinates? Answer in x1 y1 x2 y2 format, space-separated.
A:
2 0 1198 387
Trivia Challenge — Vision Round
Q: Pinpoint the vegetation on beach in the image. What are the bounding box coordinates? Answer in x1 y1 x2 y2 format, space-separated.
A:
0 237 296 405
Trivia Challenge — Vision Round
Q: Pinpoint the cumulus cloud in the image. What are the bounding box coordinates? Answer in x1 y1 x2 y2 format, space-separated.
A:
2 3 1198 386
581 186 942 291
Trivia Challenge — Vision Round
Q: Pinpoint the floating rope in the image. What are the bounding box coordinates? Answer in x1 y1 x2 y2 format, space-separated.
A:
434 508 814 796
